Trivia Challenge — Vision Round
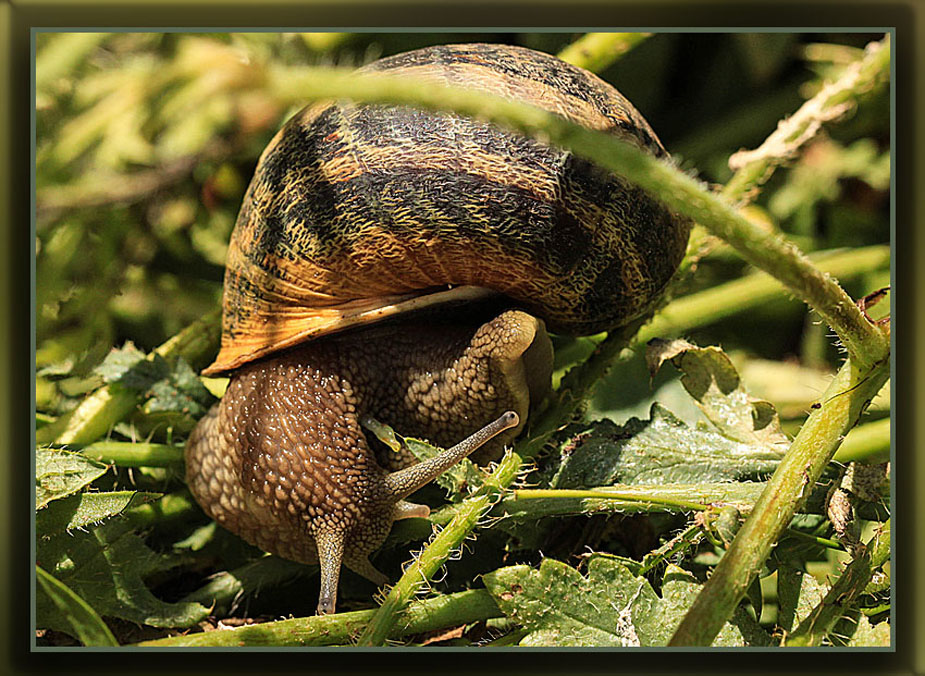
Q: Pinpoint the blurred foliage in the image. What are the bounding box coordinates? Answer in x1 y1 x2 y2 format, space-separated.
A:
34 32 890 647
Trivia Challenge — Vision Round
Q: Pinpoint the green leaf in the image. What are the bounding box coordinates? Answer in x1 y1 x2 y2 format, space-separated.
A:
95 342 169 389
482 557 768 647
36 490 161 534
95 342 215 418
35 447 108 509
645 338 790 449
846 615 890 647
547 404 784 489
776 562 827 633
36 520 209 634
142 357 216 417
35 565 118 647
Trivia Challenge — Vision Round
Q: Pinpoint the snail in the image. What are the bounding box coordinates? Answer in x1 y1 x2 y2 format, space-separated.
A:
185 43 691 615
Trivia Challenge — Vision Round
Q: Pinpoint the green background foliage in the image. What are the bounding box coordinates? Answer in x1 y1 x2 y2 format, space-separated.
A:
34 32 890 647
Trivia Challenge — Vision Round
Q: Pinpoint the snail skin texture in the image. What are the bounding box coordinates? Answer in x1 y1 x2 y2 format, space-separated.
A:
185 43 691 615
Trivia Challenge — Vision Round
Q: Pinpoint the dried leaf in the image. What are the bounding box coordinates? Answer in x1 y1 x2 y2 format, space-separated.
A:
846 615 890 646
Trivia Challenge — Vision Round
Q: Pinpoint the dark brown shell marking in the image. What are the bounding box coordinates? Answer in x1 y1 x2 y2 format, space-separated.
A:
208 43 691 374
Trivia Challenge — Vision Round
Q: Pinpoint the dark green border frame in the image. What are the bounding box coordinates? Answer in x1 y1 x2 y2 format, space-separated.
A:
6 1 923 674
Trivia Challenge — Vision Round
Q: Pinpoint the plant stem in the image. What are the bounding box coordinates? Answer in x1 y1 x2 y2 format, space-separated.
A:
352 242 886 646
138 588 501 647
783 528 846 551
123 491 199 528
640 245 890 344
637 524 705 575
68 440 185 467
668 355 890 646
503 484 766 516
356 493 494 645
556 32 652 73
723 35 891 205
785 518 890 646
36 308 221 446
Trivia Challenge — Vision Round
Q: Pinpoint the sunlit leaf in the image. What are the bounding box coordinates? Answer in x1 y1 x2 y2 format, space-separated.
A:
646 338 790 449
36 490 161 534
35 448 108 510
483 557 769 647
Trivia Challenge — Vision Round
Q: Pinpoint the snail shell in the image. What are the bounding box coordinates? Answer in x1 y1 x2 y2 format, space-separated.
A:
203 43 691 376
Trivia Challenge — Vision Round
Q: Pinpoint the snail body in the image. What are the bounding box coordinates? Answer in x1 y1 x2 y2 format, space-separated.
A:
185 43 691 614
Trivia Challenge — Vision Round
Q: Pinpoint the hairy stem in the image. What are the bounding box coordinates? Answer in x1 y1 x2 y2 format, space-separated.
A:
641 245 889 343
139 588 501 647
785 519 890 646
668 354 890 646
556 32 652 72
723 36 891 204
501 483 766 516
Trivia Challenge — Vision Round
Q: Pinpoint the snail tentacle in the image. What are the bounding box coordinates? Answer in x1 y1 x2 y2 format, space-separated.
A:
315 529 346 615
383 411 519 500
393 500 431 520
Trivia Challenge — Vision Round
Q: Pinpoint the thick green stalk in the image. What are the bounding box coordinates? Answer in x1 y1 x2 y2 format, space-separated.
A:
641 245 889 343
359 421 547 645
356 493 493 645
556 32 652 72
500 484 765 517
668 354 890 646
140 588 500 647
70 441 184 467
36 308 221 446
